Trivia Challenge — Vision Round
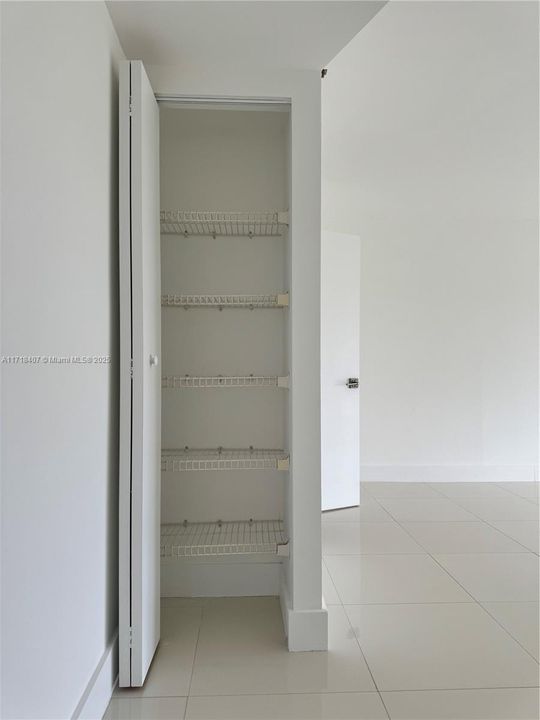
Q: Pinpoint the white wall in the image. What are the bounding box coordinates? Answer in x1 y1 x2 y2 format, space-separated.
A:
160 108 288 521
323 1 539 482
1 3 124 717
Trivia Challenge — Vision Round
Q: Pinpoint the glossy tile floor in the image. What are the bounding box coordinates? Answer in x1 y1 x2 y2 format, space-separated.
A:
105 482 539 719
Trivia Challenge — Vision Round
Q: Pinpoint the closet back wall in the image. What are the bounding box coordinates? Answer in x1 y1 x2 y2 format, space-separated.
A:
160 108 289 524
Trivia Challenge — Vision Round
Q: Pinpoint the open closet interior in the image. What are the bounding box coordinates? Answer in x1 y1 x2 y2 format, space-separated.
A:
159 103 292 597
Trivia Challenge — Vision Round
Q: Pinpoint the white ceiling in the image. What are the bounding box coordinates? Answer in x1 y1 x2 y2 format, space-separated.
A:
106 1 385 72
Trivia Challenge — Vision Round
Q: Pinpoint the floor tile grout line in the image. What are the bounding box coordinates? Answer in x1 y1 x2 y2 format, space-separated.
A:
380 684 540 694
520 496 540 507
330 518 537 523
494 482 532 498
478 599 540 604
447 494 539 529
433 483 521 502
184 606 203 718
361 493 398 518
323 550 533 556
371 494 480 524
324 505 493 608
387 507 540 666
363 482 540 506
115 693 187 699
322 556 341 603
323 521 421 526
323 545 392 718
475 601 540 665
363 482 447 500
370 516 481 604
329 600 477 606
339 596 392 719
192 690 384 698
121 685 540 701
494 481 540 506
322 520 397 524
325 546 536 607
405 513 538 555
463 502 539 553
470 516 539 555
338 598 533 605
425 483 447 498
364 495 446 501
376 487 539 524
376 690 392 719
326 498 539 706
325 494 538 669
377 490 538 552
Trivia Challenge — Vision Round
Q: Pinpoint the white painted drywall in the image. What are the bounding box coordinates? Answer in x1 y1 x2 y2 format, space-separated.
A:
160 108 288 524
323 1 539 481
1 3 124 717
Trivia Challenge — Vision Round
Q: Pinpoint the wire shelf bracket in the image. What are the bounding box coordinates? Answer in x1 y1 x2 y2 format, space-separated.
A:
161 520 289 558
162 374 289 389
161 210 289 238
161 293 289 309
162 447 290 472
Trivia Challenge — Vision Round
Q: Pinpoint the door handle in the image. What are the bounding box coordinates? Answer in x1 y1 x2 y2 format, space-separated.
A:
346 378 359 389
149 354 159 367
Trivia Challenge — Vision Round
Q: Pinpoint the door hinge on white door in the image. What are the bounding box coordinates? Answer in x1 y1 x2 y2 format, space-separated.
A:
130 358 134 377
129 95 133 116
129 626 133 648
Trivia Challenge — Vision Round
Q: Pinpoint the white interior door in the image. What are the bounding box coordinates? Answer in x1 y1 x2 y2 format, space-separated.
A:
321 231 360 511
119 60 161 687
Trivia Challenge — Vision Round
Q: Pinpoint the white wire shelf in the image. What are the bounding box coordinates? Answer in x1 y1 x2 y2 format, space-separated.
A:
161 520 289 558
161 293 289 309
161 447 290 472
160 210 289 238
162 375 289 389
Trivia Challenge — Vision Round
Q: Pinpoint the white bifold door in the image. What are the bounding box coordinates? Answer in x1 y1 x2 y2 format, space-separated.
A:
119 60 161 687
321 231 361 512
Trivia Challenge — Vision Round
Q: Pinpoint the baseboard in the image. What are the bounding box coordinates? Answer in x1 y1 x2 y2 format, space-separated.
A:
361 464 538 483
72 630 118 720
279 574 328 652
161 558 281 597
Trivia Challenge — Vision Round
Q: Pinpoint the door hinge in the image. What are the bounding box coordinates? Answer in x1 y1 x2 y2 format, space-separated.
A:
129 626 133 648
130 358 134 377
129 95 133 116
